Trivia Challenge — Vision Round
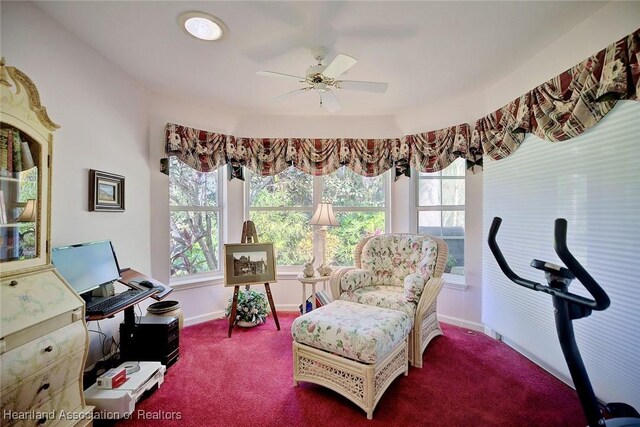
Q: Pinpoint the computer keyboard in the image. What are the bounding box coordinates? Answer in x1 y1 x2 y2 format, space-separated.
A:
86 288 156 316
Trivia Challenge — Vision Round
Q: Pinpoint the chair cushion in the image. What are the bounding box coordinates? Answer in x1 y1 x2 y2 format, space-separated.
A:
361 235 438 287
339 285 416 319
340 268 373 291
291 300 412 364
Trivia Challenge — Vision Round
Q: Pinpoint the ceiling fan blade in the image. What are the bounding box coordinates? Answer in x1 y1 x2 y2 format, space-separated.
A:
322 54 357 79
272 88 307 102
321 90 342 113
256 70 305 81
338 80 388 93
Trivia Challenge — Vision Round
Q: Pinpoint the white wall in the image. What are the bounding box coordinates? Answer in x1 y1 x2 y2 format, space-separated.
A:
1 1 151 366
484 2 640 112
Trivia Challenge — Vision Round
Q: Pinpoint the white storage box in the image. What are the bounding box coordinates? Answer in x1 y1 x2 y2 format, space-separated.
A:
85 361 165 418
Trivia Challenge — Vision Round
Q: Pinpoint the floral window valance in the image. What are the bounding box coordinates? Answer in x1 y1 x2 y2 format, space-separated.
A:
474 28 639 160
165 122 473 179
165 28 638 178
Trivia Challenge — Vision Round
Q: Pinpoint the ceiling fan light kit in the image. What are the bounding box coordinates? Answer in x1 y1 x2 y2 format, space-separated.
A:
257 46 389 112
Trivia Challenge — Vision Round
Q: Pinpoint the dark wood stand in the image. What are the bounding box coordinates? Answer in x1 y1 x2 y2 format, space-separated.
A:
227 221 280 337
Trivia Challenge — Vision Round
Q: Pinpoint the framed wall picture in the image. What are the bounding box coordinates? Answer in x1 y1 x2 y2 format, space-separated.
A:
89 169 125 212
224 243 276 286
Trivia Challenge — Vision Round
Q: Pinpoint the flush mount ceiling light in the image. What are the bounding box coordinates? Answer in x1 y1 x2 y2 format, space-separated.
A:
179 12 226 41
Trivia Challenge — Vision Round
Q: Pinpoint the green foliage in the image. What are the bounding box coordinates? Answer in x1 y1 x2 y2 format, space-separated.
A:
249 168 312 208
328 212 385 266
18 167 38 201
170 211 219 276
249 168 313 265
170 162 388 276
224 289 270 324
251 211 311 265
445 254 457 273
323 168 385 207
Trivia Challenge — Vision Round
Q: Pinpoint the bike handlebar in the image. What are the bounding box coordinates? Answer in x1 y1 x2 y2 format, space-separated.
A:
488 217 610 311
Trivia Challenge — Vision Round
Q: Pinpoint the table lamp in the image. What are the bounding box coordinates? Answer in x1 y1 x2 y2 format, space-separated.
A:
309 202 339 276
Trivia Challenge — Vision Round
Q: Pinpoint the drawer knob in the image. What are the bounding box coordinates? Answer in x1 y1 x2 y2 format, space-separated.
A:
9 280 18 287
38 382 50 392
44 345 53 353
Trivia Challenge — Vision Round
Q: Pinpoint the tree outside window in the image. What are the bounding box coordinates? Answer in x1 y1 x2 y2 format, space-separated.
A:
169 157 222 277
248 166 387 267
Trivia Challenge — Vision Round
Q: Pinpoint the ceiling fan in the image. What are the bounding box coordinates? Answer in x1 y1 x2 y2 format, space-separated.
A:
256 46 388 113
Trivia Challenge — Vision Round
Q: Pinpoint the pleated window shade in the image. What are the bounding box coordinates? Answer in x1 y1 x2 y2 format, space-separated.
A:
482 101 640 408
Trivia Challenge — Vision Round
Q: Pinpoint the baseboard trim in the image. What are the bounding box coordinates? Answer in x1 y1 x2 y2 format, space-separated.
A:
184 310 224 327
500 336 574 389
184 304 302 327
439 314 484 333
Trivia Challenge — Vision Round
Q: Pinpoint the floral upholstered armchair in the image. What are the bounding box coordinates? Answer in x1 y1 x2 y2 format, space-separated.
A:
329 234 448 368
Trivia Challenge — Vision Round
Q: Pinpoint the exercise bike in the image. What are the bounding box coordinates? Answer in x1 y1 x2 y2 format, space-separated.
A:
487 217 640 427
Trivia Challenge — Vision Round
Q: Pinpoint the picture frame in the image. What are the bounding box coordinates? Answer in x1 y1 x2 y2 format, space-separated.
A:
89 169 125 212
224 243 276 287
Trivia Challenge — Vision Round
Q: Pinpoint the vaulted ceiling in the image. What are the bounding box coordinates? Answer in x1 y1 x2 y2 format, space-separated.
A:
34 1 607 116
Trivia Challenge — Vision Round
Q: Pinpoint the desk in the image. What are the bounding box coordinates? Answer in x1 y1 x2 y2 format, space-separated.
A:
296 274 330 314
85 269 172 323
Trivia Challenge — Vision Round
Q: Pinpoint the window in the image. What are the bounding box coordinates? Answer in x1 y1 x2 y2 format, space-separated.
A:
169 157 223 278
323 168 387 266
248 167 388 267
415 158 465 275
248 168 313 266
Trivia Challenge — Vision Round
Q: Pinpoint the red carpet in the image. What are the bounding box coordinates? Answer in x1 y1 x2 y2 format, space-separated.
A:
116 312 584 427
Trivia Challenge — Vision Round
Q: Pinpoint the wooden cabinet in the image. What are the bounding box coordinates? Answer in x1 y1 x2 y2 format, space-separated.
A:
0 58 93 426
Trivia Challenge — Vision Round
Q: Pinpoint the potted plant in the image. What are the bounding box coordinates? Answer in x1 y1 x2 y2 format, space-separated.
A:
225 289 270 327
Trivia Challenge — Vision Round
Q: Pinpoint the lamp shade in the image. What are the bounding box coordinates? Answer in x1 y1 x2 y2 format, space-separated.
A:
309 202 339 227
16 199 36 222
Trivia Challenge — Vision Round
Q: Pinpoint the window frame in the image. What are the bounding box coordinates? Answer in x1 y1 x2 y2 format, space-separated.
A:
169 160 225 285
412 158 466 281
245 167 390 270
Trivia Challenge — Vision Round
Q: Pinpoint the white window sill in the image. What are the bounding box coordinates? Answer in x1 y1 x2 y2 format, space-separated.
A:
170 269 303 290
170 274 224 291
443 272 467 291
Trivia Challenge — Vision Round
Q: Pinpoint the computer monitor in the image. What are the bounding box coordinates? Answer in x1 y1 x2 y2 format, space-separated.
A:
52 240 121 295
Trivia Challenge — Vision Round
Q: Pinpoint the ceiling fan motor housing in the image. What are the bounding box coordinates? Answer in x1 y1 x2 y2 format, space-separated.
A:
306 64 326 79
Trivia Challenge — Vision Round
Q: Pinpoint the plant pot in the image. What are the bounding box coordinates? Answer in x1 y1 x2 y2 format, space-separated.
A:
237 320 258 328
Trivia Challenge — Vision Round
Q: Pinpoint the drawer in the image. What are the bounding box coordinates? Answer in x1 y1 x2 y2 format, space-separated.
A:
2 381 86 427
1 270 83 340
1 321 87 391
1 349 85 415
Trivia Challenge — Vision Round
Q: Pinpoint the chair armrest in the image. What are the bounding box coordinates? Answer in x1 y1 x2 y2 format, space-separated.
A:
415 276 445 317
329 267 354 300
404 273 426 303
339 268 373 292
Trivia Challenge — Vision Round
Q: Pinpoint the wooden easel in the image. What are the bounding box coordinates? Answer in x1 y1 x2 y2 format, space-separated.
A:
227 221 281 337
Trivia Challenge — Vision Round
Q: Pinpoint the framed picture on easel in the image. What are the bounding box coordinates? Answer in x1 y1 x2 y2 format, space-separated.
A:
223 243 276 287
